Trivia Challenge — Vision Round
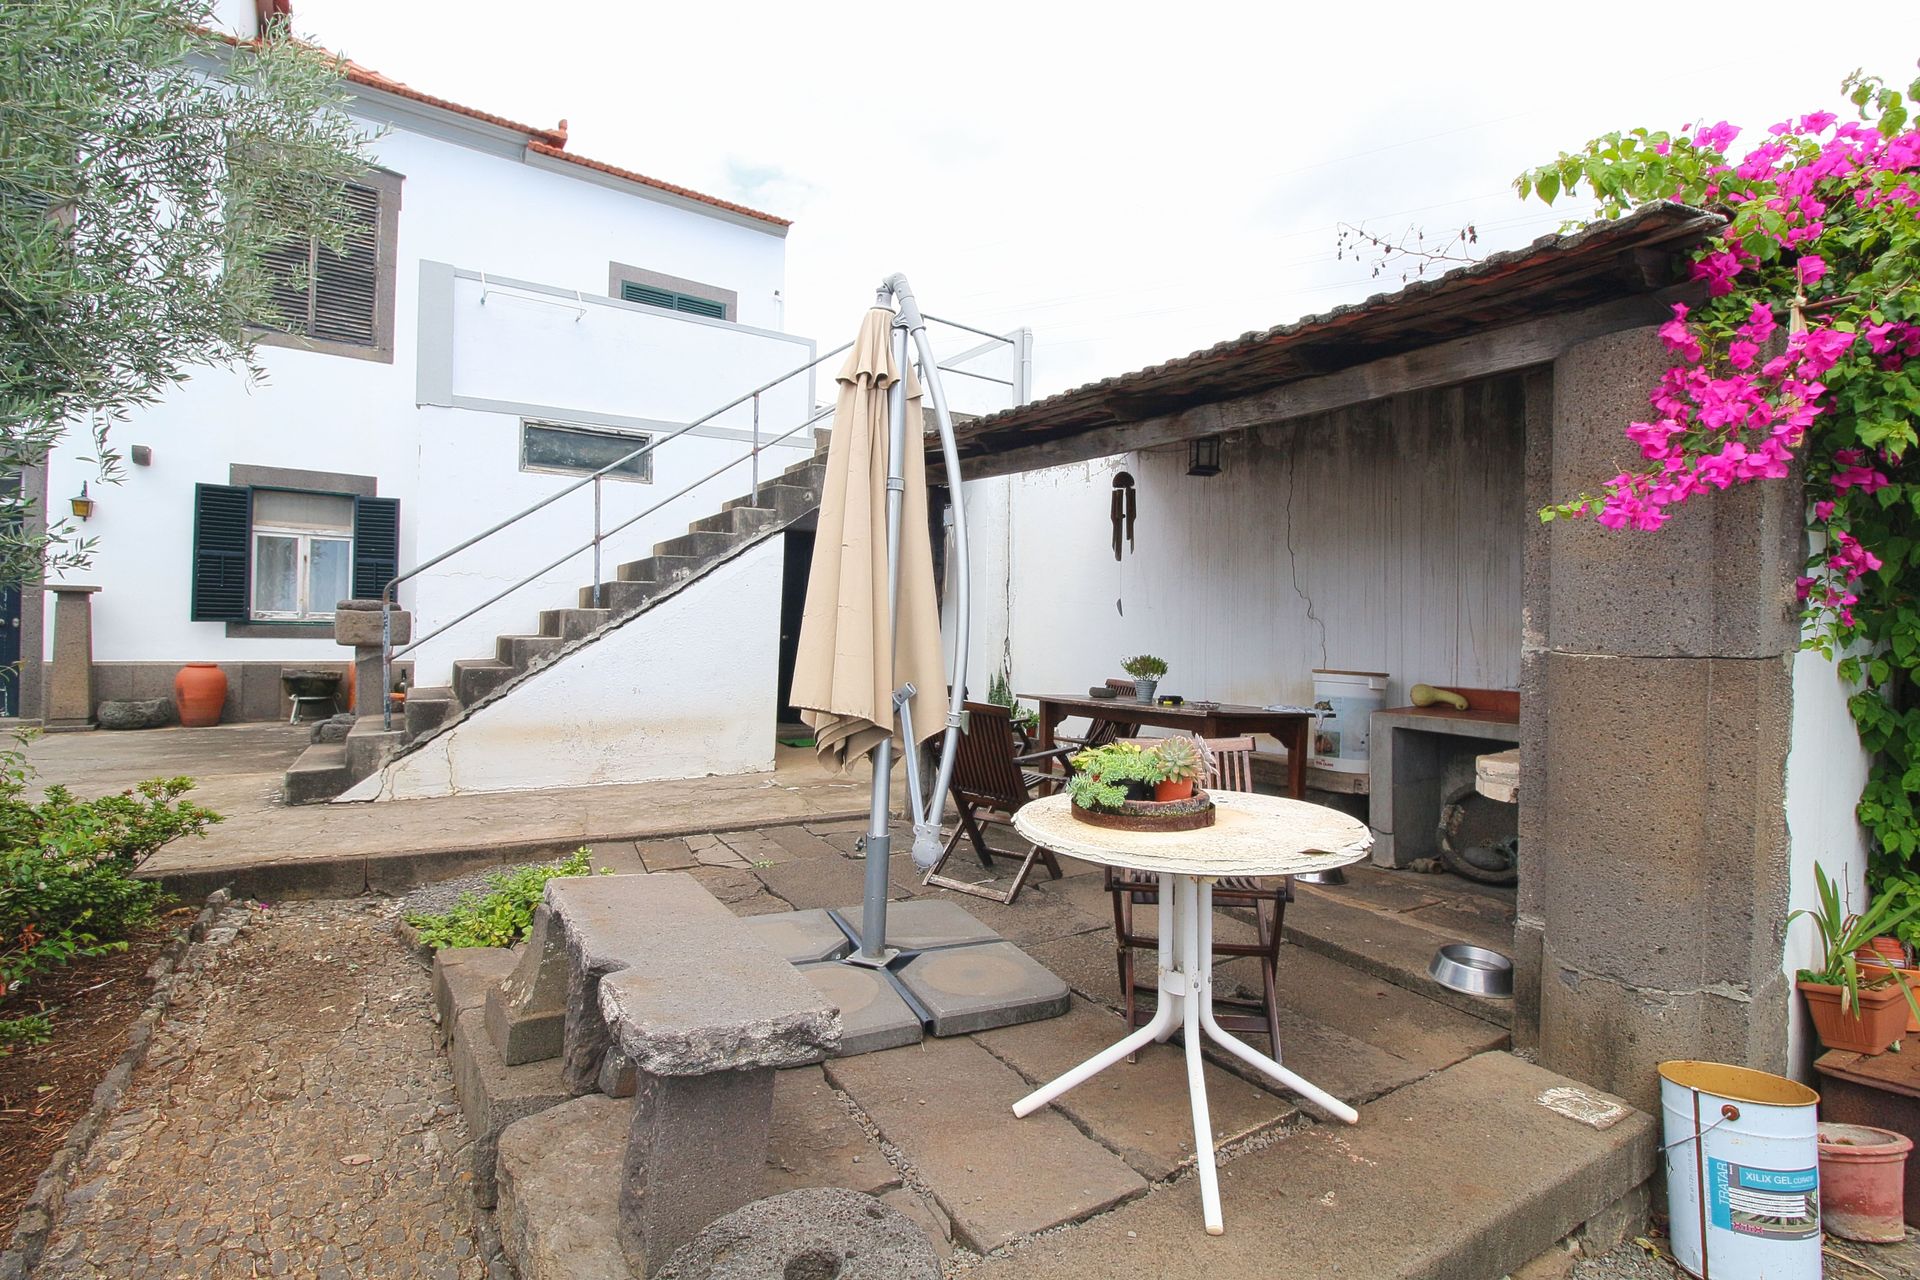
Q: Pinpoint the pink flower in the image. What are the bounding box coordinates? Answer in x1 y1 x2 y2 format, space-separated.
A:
1694 121 1740 153
1728 339 1759 371
1690 251 1743 296
1739 302 1778 345
1797 255 1828 287
1800 111 1838 134
1658 303 1703 363
1814 500 1835 520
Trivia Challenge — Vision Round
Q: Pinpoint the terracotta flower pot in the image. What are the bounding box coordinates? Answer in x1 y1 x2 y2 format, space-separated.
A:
1819 1121 1914 1242
1864 936 1910 965
1801 978 1911 1055
172 662 227 728
1154 779 1195 802
1859 960 1920 1034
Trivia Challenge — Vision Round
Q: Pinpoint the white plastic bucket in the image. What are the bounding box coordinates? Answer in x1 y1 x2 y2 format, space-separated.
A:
1659 1060 1822 1280
1310 670 1388 774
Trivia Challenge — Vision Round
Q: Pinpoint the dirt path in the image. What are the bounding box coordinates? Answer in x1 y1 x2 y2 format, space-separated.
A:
35 898 501 1280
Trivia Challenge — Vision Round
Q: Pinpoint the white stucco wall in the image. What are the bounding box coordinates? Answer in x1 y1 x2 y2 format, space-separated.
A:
345 538 782 799
1782 644 1873 1077
44 93 795 680
952 379 1527 727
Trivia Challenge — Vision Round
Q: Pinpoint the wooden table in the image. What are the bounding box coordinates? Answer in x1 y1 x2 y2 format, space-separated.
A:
1028 694 1315 798
1010 791 1372 1235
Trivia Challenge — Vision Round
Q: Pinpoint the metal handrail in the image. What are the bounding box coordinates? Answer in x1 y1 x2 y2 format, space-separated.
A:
377 309 1027 729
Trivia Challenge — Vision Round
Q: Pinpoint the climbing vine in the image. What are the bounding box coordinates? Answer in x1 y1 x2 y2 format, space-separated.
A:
1518 68 1920 927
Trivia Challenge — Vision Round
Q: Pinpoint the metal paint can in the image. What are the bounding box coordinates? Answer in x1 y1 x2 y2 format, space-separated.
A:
1659 1060 1822 1279
1309 669 1388 773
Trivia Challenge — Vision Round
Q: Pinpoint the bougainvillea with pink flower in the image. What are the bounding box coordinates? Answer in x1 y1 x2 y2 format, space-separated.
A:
1520 69 1920 922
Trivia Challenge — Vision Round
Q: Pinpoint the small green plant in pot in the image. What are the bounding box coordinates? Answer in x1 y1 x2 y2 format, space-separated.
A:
986 666 1039 742
1120 654 1168 704
1067 742 1164 812
1153 735 1208 802
1791 864 1920 1055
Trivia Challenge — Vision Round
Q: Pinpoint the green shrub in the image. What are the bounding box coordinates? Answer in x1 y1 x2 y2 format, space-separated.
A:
407 848 602 951
0 735 222 1050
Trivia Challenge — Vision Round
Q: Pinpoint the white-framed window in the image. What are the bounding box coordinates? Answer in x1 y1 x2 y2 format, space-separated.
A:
249 489 354 621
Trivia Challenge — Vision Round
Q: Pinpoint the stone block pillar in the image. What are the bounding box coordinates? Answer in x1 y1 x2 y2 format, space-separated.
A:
1517 328 1802 1111
618 1067 776 1277
45 584 100 731
333 599 410 717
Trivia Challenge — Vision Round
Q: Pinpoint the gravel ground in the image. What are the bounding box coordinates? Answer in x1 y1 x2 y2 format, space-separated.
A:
35 898 503 1280
1557 1228 1920 1279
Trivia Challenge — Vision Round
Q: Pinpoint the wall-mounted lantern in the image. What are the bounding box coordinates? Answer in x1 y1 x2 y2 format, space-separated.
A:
1187 436 1222 477
70 482 94 521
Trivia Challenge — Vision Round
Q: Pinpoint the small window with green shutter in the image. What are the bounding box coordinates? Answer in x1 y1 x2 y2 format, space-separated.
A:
190 484 399 623
619 280 727 320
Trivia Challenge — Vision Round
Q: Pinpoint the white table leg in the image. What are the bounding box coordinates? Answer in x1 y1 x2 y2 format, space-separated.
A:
1194 880 1360 1126
1176 874 1226 1235
1010 874 1180 1119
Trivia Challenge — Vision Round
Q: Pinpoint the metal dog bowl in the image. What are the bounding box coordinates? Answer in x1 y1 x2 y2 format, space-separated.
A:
1293 867 1346 885
1428 944 1513 997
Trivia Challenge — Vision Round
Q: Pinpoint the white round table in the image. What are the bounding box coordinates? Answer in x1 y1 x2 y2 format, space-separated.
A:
1010 790 1372 1235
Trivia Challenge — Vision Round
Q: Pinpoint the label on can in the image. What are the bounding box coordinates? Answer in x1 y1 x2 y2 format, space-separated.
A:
1707 1158 1820 1239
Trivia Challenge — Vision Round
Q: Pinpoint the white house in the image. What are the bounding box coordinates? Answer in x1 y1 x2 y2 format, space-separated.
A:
29 5 820 728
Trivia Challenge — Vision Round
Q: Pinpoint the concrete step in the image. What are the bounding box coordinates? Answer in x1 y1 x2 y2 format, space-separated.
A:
344 716 405 781
453 659 517 706
282 742 351 805
963 1051 1655 1280
691 506 779 536
721 483 816 521
404 690 457 742
651 529 740 560
814 426 832 453
497 634 568 672
779 459 827 485
581 579 670 613
539 608 611 641
615 553 702 585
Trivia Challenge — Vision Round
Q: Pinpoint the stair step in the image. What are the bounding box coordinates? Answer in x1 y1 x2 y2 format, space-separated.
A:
615 554 701 584
691 506 778 536
651 530 740 560
722 483 816 520
497 634 568 671
779 460 827 486
344 717 406 781
539 608 611 641
452 659 517 706
405 691 456 742
814 426 832 453
282 743 351 805
580 579 667 612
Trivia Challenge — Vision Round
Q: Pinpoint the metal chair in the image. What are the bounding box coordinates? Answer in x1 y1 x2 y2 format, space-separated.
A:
1104 735 1295 1053
923 701 1073 904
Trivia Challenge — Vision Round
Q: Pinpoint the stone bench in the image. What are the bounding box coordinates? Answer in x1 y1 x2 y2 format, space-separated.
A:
478 872 841 1276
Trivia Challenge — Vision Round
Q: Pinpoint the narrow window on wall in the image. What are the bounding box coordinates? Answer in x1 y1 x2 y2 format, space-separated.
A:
618 280 727 319
249 489 354 621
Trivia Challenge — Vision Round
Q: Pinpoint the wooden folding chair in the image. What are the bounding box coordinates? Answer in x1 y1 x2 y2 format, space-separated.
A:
923 701 1072 904
1104 735 1295 1053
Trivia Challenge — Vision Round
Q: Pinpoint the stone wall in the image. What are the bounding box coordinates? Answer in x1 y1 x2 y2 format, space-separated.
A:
55 660 357 724
1516 327 1802 1109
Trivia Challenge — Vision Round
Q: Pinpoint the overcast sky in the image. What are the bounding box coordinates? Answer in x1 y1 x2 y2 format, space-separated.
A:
299 0 1919 403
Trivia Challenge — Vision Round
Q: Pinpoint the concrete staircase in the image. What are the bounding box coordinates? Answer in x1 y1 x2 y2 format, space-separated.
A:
279 441 829 805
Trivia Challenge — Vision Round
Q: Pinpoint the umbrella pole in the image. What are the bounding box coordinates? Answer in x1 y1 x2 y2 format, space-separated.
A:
855 315 915 964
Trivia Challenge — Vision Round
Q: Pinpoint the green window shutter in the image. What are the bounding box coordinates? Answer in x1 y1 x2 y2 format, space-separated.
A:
191 484 252 621
620 280 726 319
311 182 381 345
350 496 400 600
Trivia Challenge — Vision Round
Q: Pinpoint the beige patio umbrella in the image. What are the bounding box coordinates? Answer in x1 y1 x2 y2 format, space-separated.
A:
790 307 945 770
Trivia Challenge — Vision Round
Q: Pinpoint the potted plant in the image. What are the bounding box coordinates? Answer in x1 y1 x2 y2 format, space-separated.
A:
1121 654 1168 704
1067 742 1163 811
1791 865 1920 1055
986 667 1040 749
1153 736 1207 802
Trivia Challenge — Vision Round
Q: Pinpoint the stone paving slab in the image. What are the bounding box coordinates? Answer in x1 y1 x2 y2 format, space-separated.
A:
1267 942 1509 1071
762 1066 901 1198
962 1052 1656 1280
895 941 1069 1036
977 999 1300 1181
824 1037 1147 1253
798 964 925 1056
1283 888 1515 1027
754 852 911 911
908 878 1108 948
636 838 698 871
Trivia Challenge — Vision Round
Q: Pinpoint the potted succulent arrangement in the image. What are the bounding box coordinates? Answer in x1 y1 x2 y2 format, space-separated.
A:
1068 737 1215 831
1791 865 1920 1055
1121 654 1168 704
